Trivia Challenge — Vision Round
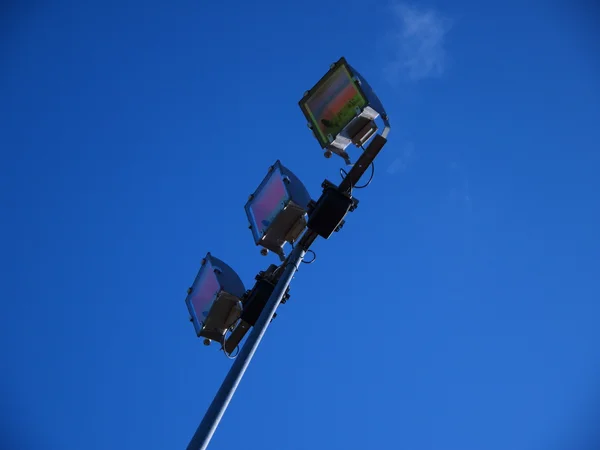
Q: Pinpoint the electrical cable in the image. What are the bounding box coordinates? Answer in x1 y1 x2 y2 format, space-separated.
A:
221 329 240 360
339 145 375 189
222 344 240 360
340 162 374 189
220 303 243 359
302 249 316 264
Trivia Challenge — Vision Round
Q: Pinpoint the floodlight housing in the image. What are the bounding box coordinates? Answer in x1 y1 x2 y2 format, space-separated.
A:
185 253 246 343
245 160 312 260
299 57 390 164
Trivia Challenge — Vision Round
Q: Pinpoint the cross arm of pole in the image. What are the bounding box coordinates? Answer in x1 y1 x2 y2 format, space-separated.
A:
293 135 388 254
294 229 318 252
223 231 317 355
339 134 387 194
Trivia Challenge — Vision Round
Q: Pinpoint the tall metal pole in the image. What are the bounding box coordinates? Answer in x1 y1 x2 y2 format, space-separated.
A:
186 242 307 450
186 134 386 449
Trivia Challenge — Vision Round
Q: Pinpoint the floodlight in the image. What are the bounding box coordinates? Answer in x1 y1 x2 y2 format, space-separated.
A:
299 57 390 164
185 253 246 343
245 160 312 260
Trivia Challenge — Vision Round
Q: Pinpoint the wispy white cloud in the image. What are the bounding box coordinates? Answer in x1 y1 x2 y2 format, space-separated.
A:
385 3 452 81
387 142 415 175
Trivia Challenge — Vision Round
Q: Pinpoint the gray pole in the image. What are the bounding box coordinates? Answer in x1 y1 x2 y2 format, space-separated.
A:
186 243 307 450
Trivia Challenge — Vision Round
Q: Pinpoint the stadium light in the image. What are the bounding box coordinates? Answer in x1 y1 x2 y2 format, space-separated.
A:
245 160 312 260
185 253 246 345
299 57 390 164
186 56 391 450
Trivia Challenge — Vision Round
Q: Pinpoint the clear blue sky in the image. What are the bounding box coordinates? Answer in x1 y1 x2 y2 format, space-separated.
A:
2 1 599 449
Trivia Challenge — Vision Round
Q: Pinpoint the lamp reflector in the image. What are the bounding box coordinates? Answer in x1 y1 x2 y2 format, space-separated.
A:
300 61 367 149
187 258 221 334
247 165 290 243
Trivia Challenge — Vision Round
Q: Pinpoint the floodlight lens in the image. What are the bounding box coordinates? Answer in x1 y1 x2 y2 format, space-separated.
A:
189 260 220 324
303 65 367 147
248 167 290 242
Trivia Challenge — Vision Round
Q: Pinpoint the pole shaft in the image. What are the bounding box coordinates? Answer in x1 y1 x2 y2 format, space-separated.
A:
186 244 307 450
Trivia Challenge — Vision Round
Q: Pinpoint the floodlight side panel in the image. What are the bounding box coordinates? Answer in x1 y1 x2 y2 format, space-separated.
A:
279 164 312 210
210 255 246 299
348 65 388 120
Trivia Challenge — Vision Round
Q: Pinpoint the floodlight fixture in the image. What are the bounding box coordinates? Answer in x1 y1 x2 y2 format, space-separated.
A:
245 160 312 260
185 253 246 344
299 57 390 164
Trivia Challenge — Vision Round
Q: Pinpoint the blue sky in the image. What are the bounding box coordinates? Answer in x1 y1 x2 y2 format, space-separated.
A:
1 1 599 449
